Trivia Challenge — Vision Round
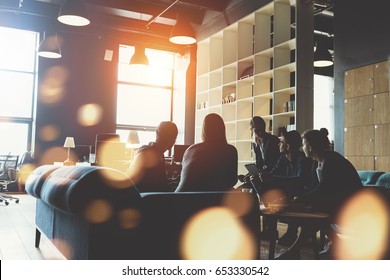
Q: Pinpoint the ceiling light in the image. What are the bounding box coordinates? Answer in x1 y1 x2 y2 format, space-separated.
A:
130 46 149 65
169 18 196 45
58 0 90 26
314 43 333 67
37 32 62 59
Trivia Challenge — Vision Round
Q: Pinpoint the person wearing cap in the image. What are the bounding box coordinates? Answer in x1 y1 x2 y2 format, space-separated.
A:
128 121 178 192
175 113 238 192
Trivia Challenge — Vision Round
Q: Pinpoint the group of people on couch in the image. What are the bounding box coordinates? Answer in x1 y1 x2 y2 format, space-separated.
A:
126 113 363 260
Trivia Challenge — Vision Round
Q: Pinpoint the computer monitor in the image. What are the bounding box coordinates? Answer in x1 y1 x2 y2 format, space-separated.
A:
172 144 190 163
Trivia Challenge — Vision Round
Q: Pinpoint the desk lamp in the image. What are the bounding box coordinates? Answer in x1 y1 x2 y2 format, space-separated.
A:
63 137 75 165
127 131 140 160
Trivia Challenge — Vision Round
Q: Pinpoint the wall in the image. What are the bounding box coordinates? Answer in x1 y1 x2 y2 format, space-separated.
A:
334 0 390 153
35 31 119 164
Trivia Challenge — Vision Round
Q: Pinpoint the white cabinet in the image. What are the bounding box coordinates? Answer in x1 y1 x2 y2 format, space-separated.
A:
195 0 313 175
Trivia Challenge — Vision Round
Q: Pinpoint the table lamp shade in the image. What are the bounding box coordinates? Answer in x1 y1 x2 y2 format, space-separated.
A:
64 137 75 148
127 131 140 145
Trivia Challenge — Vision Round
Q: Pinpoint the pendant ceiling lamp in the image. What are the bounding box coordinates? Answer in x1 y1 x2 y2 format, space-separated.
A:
130 46 149 65
169 17 197 45
37 32 62 59
58 0 90 26
314 42 333 67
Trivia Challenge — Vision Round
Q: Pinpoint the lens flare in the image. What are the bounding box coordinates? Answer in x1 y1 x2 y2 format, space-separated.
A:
77 103 103 126
223 191 254 217
334 189 390 260
118 208 142 229
83 199 113 224
180 207 256 259
39 125 60 142
39 66 69 105
18 163 36 185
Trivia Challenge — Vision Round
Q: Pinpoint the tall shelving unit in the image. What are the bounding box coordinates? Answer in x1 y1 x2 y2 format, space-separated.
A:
195 0 313 175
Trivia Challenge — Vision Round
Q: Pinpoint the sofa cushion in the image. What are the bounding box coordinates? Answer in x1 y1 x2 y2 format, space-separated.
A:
39 166 141 214
375 173 390 190
25 165 60 198
357 170 384 185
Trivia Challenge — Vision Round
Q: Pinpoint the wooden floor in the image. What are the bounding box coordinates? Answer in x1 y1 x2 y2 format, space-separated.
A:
0 193 317 260
0 193 65 260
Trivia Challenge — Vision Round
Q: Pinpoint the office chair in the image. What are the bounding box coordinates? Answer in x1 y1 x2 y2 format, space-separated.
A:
0 155 20 205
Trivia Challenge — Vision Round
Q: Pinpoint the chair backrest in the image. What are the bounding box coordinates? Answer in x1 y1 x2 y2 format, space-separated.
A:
0 155 19 180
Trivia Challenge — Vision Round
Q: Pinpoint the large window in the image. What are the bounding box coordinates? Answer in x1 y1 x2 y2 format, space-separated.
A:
314 74 334 142
116 45 186 148
0 27 38 156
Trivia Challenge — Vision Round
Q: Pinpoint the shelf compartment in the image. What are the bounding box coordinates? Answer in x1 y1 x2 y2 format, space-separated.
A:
274 90 295 114
210 35 223 71
208 106 222 116
254 75 272 95
225 122 236 142
237 99 253 120
236 141 253 162
237 78 254 100
223 26 238 66
254 52 273 75
197 41 210 75
254 3 274 53
209 88 222 107
223 64 237 85
236 120 251 141
222 102 237 122
197 74 209 93
254 95 273 116
238 21 255 60
209 69 222 89
273 114 295 136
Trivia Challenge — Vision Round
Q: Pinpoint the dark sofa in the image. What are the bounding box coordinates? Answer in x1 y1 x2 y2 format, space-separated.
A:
25 165 260 260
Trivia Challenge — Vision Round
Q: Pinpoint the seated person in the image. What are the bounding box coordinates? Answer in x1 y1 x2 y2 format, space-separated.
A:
127 121 178 192
275 128 363 259
175 113 238 192
238 116 280 186
251 129 315 245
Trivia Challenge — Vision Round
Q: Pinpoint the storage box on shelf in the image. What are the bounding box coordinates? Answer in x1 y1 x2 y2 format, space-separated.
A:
195 0 313 175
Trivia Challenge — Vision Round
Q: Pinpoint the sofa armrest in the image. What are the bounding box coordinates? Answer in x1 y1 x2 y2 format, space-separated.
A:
25 165 60 198
33 165 141 215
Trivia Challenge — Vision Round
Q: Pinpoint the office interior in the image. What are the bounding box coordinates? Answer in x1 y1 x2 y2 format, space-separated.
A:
1 0 390 260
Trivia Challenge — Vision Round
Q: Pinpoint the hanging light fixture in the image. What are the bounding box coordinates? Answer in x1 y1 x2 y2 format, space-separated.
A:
169 16 196 45
37 32 62 59
130 46 149 65
58 0 90 26
314 41 333 67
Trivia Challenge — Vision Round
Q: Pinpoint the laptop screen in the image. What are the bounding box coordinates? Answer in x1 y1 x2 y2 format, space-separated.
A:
173 144 190 163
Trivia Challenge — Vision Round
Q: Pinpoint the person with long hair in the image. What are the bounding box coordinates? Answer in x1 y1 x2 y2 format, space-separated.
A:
175 113 238 192
275 128 362 259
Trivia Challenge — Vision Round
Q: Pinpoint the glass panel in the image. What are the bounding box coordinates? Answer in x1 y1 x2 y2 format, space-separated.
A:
118 63 173 87
0 122 29 156
0 71 34 118
116 129 156 147
117 84 171 127
0 27 37 72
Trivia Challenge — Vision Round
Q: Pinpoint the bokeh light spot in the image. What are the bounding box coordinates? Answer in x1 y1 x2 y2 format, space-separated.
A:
334 189 390 259
118 208 141 229
39 125 60 142
83 199 113 224
39 66 69 105
180 207 256 260
77 103 103 127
